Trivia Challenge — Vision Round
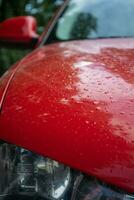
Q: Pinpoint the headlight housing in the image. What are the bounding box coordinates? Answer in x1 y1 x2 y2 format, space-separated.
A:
0 141 133 200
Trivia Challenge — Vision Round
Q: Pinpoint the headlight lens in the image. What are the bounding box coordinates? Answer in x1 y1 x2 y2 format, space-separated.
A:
0 142 71 199
0 141 133 200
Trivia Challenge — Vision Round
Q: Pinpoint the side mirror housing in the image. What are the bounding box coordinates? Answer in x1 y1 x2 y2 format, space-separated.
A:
0 16 39 48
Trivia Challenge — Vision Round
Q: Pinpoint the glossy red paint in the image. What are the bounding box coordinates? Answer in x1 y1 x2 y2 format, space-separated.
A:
0 62 20 111
0 16 39 43
0 39 134 193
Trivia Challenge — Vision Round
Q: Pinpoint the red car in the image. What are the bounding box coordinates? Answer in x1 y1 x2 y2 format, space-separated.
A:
0 0 134 199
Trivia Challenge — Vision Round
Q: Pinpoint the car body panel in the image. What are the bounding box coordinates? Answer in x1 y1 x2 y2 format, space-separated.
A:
0 62 19 111
0 38 134 193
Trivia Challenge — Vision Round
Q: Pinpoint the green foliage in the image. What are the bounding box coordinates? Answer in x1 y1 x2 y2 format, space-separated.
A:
0 48 29 76
70 13 97 39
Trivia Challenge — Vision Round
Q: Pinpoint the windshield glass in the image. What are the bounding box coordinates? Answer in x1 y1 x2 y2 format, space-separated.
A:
47 0 134 43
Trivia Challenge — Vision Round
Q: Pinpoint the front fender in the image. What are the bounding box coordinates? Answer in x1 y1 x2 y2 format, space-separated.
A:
0 39 134 193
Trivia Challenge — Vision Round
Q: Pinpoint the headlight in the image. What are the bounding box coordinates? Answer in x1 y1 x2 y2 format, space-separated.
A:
0 141 133 200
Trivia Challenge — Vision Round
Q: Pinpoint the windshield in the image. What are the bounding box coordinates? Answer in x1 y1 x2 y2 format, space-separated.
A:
47 0 134 43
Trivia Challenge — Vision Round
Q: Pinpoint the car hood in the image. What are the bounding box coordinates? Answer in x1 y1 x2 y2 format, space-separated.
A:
0 39 134 193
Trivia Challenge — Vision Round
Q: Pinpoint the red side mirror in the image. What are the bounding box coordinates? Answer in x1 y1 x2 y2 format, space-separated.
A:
0 16 39 48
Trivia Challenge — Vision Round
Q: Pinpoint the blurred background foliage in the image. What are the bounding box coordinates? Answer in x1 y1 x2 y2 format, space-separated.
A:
0 0 64 76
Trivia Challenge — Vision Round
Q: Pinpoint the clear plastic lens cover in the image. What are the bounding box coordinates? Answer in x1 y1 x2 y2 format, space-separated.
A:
0 142 71 199
0 141 133 200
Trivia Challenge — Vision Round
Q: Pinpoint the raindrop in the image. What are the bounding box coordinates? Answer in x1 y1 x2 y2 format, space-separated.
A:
43 113 49 116
128 126 132 130
120 112 125 115
60 98 69 105
96 107 101 111
130 99 134 102
104 91 109 95
90 110 94 113
84 88 88 91
110 99 116 103
106 76 112 79
16 106 22 111
93 101 99 105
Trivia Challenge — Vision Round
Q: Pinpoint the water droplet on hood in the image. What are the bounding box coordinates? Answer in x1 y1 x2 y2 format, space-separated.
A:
93 101 99 105
96 106 101 111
